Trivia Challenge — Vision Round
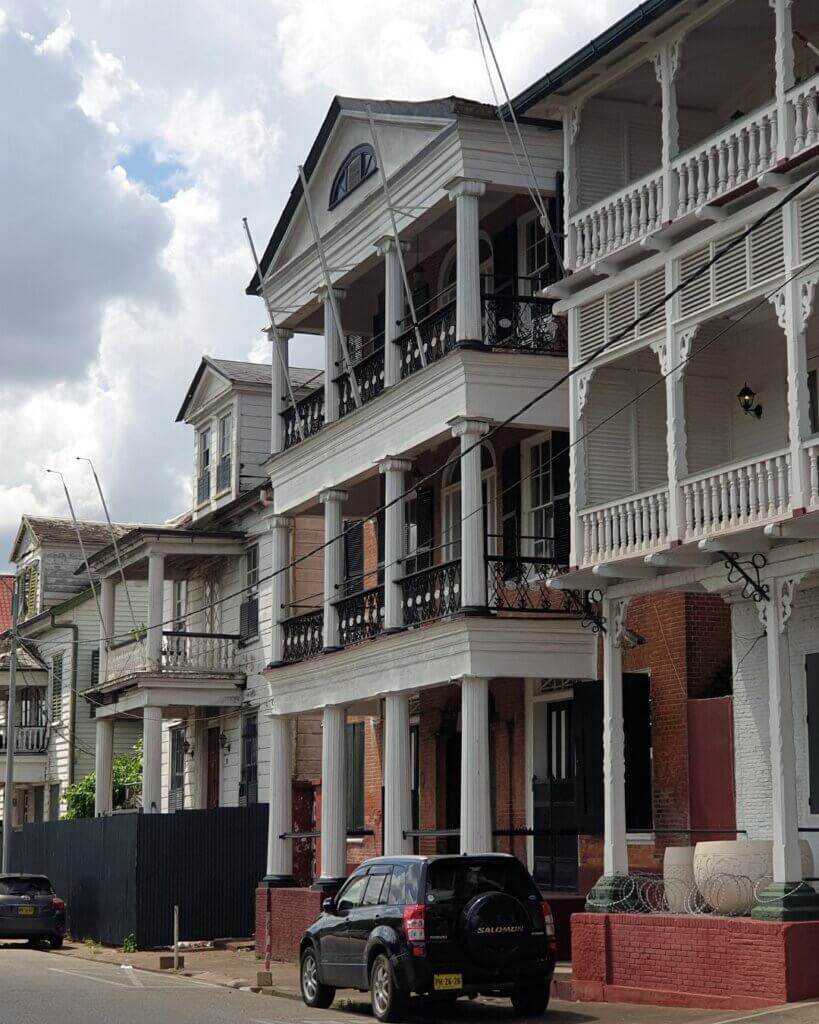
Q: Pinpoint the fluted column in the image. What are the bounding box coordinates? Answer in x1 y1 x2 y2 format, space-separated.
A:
98 576 115 683
383 693 412 855
320 489 347 651
142 706 162 813
376 237 410 387
460 675 492 854
319 286 346 424
265 715 293 882
318 705 347 886
94 717 114 816
446 178 487 345
378 457 412 631
268 326 292 455
450 416 490 611
268 515 294 666
146 551 165 670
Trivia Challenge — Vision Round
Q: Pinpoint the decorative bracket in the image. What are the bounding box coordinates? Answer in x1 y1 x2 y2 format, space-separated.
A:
678 323 700 365
563 587 606 633
769 288 788 334
720 550 769 603
576 369 594 415
613 597 632 649
569 103 583 143
799 273 818 332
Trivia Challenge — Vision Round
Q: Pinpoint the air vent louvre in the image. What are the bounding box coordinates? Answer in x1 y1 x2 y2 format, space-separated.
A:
679 245 711 317
578 298 606 359
636 270 666 337
798 191 819 264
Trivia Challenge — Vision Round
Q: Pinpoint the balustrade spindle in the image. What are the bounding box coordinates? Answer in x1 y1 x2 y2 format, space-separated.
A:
795 98 807 151
649 494 659 539
727 470 739 527
658 493 668 539
693 483 703 532
810 449 819 506
727 137 738 190
764 460 776 517
717 145 728 192
759 120 770 170
776 456 788 513
738 468 749 524
748 125 759 176
684 485 694 533
807 93 818 147
604 510 613 558
748 468 758 521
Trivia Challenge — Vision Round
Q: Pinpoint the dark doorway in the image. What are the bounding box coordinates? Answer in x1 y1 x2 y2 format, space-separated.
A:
444 733 461 854
623 674 653 831
532 698 578 891
206 727 221 809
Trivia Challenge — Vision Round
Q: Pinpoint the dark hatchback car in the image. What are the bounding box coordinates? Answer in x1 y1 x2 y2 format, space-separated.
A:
300 854 556 1022
0 874 66 948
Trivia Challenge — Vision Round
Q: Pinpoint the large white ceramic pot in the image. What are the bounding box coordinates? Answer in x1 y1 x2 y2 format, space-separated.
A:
693 840 772 914
663 846 695 913
693 840 816 914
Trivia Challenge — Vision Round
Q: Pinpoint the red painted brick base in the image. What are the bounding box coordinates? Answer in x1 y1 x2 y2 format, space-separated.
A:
571 912 819 1009
255 887 325 962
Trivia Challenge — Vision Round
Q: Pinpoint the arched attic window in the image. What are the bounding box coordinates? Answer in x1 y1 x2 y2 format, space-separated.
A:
329 144 377 209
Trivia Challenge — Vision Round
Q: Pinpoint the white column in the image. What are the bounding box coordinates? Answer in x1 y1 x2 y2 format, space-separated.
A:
657 319 693 541
320 489 347 651
570 333 588 566
445 178 486 345
378 458 412 631
383 693 412 856
192 720 207 810
602 597 630 877
654 40 680 221
450 417 490 610
376 237 409 388
460 676 492 854
146 551 165 670
266 715 293 881
98 576 115 683
320 286 346 424
269 515 294 665
142 706 162 813
269 326 292 455
319 705 347 883
564 105 582 269
771 0 796 161
94 717 114 817
764 577 803 883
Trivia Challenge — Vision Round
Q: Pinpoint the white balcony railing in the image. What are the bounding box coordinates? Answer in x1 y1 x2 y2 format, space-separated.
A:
681 450 790 541
675 106 778 216
104 633 239 683
791 75 819 158
571 169 664 269
0 725 48 754
580 485 670 564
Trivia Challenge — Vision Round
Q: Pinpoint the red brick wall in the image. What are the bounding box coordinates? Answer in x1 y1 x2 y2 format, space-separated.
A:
572 912 819 1009
255 887 324 962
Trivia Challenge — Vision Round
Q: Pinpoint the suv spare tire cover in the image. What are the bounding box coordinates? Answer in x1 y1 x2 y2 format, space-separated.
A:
459 891 531 967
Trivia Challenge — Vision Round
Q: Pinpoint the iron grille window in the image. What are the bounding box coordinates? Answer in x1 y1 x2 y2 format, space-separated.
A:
239 714 258 806
169 728 186 812
346 721 365 831
50 654 63 722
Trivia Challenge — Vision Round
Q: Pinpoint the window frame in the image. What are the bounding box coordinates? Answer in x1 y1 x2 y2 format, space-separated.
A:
329 145 377 210
169 727 186 810
516 209 549 295
239 713 259 806
50 654 64 723
521 431 568 563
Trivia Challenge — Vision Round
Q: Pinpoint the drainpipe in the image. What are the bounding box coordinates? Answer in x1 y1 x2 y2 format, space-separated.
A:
49 613 79 787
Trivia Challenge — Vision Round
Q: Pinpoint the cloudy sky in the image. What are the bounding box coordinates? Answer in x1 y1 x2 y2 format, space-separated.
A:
0 0 635 571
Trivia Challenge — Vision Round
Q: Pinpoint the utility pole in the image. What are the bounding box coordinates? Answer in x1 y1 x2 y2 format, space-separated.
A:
2 579 19 872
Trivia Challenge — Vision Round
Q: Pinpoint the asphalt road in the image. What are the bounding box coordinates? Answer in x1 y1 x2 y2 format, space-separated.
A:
1 945 819 1024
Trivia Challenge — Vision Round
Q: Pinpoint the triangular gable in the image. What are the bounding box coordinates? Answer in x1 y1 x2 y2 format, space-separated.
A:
176 358 234 423
9 519 37 564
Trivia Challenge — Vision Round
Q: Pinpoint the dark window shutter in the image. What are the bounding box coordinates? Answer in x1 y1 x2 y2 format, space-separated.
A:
492 221 518 295
572 680 604 835
344 520 365 596
91 648 100 688
377 474 386 586
552 430 571 566
807 655 819 813
624 673 654 831
501 444 521 578
239 600 250 640
416 488 434 570
248 595 259 638
345 721 365 830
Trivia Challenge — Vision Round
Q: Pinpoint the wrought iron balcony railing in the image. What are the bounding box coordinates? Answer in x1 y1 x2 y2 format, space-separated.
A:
0 725 48 754
281 608 324 663
482 293 567 353
335 585 385 646
400 559 461 626
281 389 325 450
487 553 565 612
336 344 386 418
394 299 458 379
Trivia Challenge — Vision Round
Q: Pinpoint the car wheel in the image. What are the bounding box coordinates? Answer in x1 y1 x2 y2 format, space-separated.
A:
370 953 407 1023
510 984 550 1016
49 935 64 950
299 946 334 1009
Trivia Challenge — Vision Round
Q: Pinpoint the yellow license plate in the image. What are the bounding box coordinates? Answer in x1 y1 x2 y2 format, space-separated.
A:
433 974 462 992
17 906 34 916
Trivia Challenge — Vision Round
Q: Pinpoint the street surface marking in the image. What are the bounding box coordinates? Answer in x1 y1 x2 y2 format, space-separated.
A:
48 965 222 990
714 1003 819 1024
48 967 131 988
120 965 144 986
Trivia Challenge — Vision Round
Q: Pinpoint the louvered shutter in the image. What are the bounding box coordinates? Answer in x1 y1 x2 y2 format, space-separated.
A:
572 680 604 835
239 600 250 640
415 488 434 571
344 520 365 596
552 431 571 566
91 648 100 687
345 721 365 830
807 655 819 814
501 445 521 578
51 654 63 722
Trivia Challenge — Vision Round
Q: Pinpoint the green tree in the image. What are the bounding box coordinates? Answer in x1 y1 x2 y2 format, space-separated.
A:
63 739 143 819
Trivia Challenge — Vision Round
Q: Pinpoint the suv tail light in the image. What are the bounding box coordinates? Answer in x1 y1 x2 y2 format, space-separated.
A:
52 898 65 912
402 903 426 956
542 900 556 952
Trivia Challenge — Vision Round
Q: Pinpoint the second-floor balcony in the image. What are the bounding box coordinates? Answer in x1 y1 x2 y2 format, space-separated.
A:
0 725 48 755
105 631 241 683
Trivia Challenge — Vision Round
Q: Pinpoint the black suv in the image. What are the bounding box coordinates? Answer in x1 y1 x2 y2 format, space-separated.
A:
0 874 66 948
300 855 555 1021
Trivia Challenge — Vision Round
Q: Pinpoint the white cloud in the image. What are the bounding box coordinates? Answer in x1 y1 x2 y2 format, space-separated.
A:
0 0 637 568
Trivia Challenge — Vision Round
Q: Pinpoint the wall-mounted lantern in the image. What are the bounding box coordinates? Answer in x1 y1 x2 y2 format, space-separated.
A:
737 383 763 420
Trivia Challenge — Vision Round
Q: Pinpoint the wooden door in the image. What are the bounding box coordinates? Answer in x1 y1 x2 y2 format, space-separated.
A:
206 727 220 809
533 699 578 891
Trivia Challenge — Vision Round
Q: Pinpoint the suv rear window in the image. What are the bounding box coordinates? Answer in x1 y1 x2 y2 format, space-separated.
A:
0 877 53 896
425 859 536 904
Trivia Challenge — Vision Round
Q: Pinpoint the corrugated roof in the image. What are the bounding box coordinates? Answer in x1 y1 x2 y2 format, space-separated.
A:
0 576 12 633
